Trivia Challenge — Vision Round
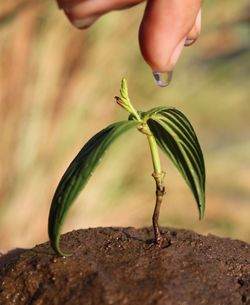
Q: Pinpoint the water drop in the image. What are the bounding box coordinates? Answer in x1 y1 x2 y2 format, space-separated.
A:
152 71 173 87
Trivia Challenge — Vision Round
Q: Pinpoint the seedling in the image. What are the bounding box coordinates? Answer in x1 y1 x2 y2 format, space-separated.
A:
48 79 206 256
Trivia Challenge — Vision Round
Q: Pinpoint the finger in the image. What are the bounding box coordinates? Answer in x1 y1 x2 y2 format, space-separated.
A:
185 9 201 46
57 0 83 10
57 0 143 28
139 0 202 72
58 0 142 11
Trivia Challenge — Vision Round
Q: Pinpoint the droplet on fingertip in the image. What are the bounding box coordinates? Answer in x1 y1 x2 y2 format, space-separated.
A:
152 71 173 87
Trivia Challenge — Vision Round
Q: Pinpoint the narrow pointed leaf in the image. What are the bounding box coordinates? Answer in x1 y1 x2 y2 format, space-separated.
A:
146 107 206 218
48 120 139 255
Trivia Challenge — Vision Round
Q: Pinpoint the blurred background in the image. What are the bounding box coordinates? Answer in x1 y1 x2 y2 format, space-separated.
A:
0 0 249 251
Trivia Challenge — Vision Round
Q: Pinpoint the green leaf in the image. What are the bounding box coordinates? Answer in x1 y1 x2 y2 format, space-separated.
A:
146 107 206 219
48 120 139 256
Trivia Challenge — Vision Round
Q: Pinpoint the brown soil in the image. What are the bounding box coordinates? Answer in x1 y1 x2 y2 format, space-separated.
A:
0 227 249 305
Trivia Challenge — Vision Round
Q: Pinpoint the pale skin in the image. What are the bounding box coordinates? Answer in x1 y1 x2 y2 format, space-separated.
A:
57 0 202 74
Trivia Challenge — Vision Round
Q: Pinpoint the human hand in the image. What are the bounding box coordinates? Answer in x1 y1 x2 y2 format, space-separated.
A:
57 0 201 86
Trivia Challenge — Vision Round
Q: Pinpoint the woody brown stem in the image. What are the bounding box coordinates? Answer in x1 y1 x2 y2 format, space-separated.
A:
152 172 166 247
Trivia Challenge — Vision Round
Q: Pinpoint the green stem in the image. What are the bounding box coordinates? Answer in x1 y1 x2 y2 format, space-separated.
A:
146 132 162 175
115 96 142 122
130 105 142 122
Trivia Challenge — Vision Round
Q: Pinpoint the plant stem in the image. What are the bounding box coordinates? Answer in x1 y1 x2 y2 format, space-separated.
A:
152 173 165 246
146 133 162 175
129 104 142 122
146 131 166 246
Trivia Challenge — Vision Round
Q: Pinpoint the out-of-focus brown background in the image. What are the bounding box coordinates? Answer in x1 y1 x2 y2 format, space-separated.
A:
0 0 249 251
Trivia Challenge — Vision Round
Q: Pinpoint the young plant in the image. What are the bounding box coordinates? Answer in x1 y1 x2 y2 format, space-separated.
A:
48 79 206 256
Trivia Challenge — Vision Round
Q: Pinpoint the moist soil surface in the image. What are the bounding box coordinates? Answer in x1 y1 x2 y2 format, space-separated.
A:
0 227 249 305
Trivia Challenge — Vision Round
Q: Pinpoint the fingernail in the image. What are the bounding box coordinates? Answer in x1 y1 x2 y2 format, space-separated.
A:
152 71 173 87
72 17 95 29
184 38 195 46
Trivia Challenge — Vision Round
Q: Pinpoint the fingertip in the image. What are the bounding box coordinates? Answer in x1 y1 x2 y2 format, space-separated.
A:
139 0 202 72
139 17 174 72
139 20 186 72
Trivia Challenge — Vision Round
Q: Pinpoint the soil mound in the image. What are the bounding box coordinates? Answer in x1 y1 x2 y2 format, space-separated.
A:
0 227 249 305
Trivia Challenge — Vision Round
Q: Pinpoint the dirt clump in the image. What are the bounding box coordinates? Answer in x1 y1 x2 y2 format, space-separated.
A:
0 227 249 305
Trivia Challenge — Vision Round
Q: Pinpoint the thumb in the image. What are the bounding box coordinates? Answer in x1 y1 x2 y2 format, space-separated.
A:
139 0 201 83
